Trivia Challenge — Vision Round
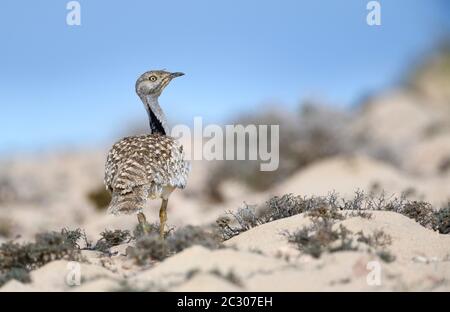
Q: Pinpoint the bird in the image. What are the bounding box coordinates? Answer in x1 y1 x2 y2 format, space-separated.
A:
104 70 190 239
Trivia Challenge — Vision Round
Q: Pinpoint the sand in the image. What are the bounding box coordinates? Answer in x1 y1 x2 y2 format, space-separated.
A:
1 210 448 291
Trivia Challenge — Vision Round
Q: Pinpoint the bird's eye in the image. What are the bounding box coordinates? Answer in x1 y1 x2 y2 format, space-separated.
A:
149 76 157 82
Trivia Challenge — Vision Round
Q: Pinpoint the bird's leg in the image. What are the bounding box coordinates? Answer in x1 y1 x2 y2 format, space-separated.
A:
137 212 150 235
159 199 168 239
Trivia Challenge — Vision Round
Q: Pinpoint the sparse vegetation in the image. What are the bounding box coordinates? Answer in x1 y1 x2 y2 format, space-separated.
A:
284 218 393 259
345 210 373 219
209 269 243 287
216 204 262 240
184 268 243 287
217 191 450 242
167 225 220 253
128 234 169 263
1 190 443 288
356 230 392 248
263 194 310 221
0 268 30 286
434 204 450 234
94 229 131 253
216 191 450 261
306 205 345 220
128 225 221 265
399 201 435 229
0 228 82 286
217 193 344 240
284 219 356 258
133 221 170 239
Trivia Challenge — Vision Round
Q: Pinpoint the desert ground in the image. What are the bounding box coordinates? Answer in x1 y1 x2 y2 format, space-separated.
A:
0 50 449 292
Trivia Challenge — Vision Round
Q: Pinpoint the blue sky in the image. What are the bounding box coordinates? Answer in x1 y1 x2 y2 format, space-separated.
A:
0 0 449 154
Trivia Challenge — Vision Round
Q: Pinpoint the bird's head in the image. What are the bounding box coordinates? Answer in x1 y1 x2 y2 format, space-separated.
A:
135 70 184 97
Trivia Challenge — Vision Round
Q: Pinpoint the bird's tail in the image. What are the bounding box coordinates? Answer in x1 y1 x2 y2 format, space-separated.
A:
107 187 147 215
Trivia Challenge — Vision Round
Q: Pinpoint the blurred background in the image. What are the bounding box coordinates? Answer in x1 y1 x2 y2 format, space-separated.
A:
0 0 449 241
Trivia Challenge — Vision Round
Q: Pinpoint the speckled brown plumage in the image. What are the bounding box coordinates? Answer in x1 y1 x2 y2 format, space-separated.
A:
104 134 189 214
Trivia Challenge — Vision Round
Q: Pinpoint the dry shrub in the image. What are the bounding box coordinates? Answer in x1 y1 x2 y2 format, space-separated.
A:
217 191 450 241
0 228 82 286
356 230 392 248
434 204 450 234
284 219 356 258
399 201 435 229
128 234 169 263
129 225 221 265
94 229 131 252
285 219 394 260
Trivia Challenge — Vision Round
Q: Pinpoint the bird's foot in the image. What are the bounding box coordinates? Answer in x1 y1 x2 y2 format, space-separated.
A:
159 199 168 240
159 225 165 240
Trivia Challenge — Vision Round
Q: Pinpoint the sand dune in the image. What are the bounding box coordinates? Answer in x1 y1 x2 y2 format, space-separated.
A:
2 210 449 292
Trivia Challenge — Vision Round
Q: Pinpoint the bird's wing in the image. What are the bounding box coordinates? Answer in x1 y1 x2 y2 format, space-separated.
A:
104 135 190 195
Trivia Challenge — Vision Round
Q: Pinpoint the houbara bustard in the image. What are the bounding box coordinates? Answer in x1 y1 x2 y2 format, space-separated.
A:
104 70 190 239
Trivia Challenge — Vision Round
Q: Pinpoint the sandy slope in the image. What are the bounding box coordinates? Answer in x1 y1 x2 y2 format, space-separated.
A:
0 144 449 291
272 155 450 207
1 210 449 292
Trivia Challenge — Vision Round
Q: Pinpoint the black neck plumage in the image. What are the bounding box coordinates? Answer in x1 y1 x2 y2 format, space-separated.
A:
140 94 167 135
148 107 166 135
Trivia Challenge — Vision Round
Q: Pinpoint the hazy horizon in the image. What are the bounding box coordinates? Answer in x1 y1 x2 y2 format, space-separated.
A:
1 0 449 154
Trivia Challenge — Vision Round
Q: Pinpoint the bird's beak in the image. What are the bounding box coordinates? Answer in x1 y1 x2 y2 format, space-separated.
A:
170 72 185 79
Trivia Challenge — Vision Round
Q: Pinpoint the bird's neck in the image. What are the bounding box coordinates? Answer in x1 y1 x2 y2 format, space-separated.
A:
141 94 168 135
